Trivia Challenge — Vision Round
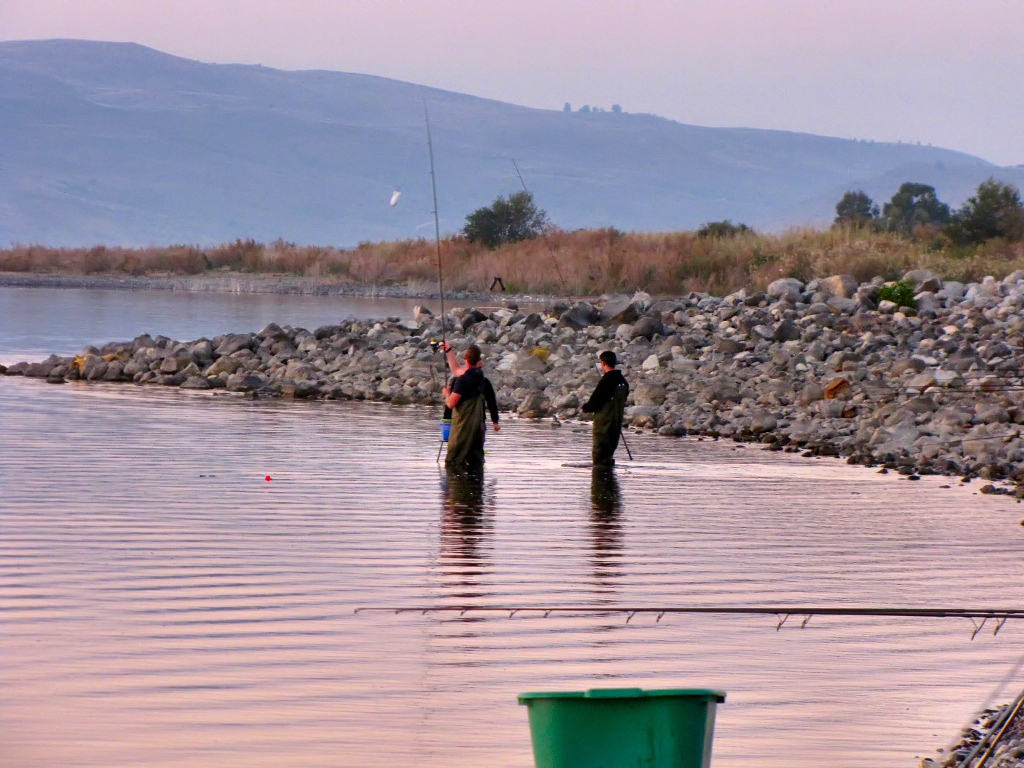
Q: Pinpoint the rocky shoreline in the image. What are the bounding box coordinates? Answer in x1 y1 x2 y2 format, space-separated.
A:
6 268 1024 493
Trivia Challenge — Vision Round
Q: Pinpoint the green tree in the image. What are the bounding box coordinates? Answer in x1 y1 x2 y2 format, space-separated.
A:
945 178 1024 245
834 190 879 227
462 191 548 248
697 220 752 238
881 182 950 235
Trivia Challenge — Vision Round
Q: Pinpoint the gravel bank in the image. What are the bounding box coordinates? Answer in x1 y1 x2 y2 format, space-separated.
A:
7 268 1024 491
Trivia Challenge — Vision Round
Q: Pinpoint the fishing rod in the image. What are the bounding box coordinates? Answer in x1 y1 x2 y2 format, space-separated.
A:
620 432 634 460
511 158 569 297
355 605 1024 639
425 102 446 357
425 102 452 463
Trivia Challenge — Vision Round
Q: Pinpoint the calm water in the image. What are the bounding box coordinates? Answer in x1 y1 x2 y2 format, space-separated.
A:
4 289 1024 767
0 285 509 366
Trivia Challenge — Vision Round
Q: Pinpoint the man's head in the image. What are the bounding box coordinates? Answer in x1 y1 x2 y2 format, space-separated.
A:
599 350 617 371
464 344 482 367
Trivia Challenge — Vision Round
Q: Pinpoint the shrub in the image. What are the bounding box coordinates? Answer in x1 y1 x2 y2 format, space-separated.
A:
882 183 950 236
877 280 917 308
462 191 548 249
834 191 879 227
696 220 752 238
945 178 1024 246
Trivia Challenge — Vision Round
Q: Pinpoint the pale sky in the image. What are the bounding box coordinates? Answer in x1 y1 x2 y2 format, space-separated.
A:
2 0 1022 165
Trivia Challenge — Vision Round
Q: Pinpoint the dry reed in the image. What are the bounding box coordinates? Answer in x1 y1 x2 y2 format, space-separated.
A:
3 229 1023 296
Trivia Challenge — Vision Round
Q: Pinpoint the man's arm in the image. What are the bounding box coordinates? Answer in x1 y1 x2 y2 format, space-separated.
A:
442 342 467 376
582 375 613 414
483 378 500 429
443 387 461 409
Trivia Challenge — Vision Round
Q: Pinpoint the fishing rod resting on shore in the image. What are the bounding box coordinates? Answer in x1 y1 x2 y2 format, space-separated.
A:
355 604 1024 639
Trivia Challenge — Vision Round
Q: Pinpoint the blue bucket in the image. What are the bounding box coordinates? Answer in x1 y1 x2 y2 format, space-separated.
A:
440 419 451 442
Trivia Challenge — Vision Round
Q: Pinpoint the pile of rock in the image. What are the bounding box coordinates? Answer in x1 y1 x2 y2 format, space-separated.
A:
7 268 1024 490
924 703 1024 767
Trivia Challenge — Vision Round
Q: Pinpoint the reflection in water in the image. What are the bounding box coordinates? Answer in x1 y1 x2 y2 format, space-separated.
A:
439 468 493 594
589 467 623 589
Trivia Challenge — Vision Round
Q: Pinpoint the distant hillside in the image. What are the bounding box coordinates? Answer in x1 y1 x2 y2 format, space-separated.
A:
1 39 1022 246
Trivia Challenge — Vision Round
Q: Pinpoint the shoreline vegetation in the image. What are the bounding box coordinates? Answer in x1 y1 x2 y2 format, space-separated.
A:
2 225 1024 299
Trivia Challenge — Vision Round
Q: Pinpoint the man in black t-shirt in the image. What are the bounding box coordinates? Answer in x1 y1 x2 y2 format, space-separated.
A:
442 343 499 468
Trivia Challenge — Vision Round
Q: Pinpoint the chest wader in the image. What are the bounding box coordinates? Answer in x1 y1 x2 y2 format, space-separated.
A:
445 393 486 468
592 381 629 466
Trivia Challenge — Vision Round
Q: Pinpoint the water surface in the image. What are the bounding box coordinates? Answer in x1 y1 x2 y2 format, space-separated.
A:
0 285 513 365
3 377 1024 767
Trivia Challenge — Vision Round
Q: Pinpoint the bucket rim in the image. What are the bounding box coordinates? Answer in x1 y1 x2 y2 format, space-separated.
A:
518 687 725 703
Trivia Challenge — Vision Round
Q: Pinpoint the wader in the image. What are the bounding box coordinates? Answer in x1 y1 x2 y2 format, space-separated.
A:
592 380 629 467
446 393 486 468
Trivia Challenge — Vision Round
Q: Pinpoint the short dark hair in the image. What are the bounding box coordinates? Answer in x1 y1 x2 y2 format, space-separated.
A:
465 344 482 366
599 350 617 367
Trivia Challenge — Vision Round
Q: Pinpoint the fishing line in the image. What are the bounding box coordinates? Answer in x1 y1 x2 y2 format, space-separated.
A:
511 158 569 297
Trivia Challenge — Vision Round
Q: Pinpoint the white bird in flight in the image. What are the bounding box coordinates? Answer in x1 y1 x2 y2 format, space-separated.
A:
389 190 402 207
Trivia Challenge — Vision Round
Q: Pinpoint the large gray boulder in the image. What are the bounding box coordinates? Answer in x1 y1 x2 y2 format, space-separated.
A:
713 334 743 354
257 322 289 340
206 357 244 377
80 355 108 380
24 361 56 377
225 372 267 392
766 278 804 303
102 362 124 381
558 302 598 330
826 296 860 314
181 376 212 390
624 406 658 428
461 309 488 331
631 315 664 340
749 411 778 434
633 382 667 406
939 281 965 301
190 340 214 363
774 319 801 342
159 357 181 374
817 274 859 298
215 333 257 357
131 334 158 353
512 351 549 373
517 392 550 418
904 269 942 292
522 313 545 330
600 296 641 326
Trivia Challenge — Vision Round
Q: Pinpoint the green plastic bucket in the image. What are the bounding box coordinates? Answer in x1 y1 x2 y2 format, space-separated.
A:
518 687 725 768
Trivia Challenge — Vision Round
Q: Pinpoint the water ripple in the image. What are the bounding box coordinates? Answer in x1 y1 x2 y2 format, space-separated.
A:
3 377 1024 767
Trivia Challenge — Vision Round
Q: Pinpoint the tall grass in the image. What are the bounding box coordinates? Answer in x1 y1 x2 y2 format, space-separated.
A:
3 229 1023 296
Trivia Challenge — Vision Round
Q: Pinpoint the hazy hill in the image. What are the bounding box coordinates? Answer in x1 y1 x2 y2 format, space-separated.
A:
1 39 1021 246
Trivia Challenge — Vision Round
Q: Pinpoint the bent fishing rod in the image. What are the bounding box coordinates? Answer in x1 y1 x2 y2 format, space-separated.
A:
425 102 446 358
425 102 452 463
